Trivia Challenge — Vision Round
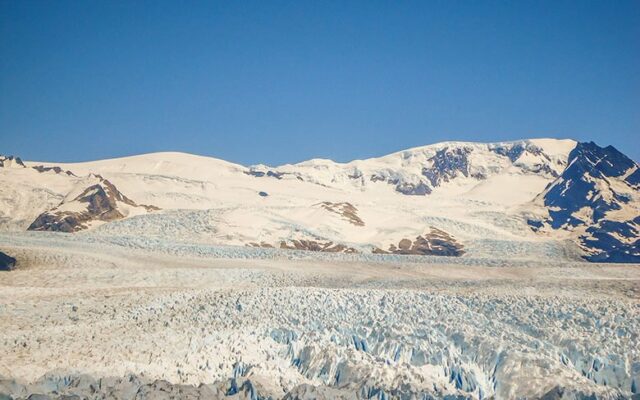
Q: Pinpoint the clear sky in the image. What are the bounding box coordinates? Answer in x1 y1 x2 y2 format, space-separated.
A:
1 0 638 165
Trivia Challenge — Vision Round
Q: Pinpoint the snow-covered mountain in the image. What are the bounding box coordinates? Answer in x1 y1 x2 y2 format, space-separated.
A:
532 142 639 262
1 138 638 262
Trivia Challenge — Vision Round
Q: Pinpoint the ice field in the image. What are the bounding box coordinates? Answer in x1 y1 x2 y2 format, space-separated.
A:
0 232 638 399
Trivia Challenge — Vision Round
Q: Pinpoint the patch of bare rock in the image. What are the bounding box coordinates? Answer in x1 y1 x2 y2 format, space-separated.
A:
27 176 159 233
31 165 77 176
0 155 25 168
374 227 465 256
316 201 365 226
0 251 16 271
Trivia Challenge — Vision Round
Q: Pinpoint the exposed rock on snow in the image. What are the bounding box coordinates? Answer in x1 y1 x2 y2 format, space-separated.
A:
245 165 286 180
27 176 159 232
0 155 25 168
421 146 474 187
374 227 465 256
0 251 16 271
31 164 77 176
490 141 565 177
316 202 365 226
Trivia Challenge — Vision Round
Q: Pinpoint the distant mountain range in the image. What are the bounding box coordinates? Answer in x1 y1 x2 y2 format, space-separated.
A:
1 139 638 262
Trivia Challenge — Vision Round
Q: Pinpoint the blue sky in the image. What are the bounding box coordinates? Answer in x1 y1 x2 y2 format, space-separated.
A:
1 0 638 165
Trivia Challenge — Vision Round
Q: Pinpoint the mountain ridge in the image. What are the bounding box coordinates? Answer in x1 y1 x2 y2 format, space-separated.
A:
1 138 638 262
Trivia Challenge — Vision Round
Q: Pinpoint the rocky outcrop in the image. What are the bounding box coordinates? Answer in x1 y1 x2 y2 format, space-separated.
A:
369 175 433 195
31 165 77 176
245 165 308 183
491 142 564 177
374 228 465 256
421 146 473 187
532 142 640 263
394 181 431 195
316 201 364 226
541 142 637 229
582 217 639 263
244 169 284 179
0 155 25 168
370 146 479 196
0 251 16 271
28 176 159 233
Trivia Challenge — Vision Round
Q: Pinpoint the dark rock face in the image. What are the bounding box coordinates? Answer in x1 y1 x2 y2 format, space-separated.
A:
317 202 364 226
370 175 433 196
627 167 640 188
245 168 284 179
422 147 472 187
538 142 639 263
31 165 77 176
491 143 528 162
28 177 159 233
582 217 640 263
390 145 489 196
371 146 475 196
395 181 432 196
374 228 465 257
397 141 566 197
543 142 636 229
0 251 16 271
0 155 25 168
491 142 562 177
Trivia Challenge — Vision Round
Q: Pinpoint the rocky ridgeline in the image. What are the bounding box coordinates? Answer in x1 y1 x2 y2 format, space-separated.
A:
242 141 566 197
31 164 77 176
1 154 75 176
3 140 638 262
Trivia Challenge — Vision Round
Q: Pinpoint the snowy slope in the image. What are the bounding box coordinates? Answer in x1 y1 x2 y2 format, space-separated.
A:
1 138 638 262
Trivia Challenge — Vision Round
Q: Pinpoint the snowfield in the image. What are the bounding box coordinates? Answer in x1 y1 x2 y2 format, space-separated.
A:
0 232 639 399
